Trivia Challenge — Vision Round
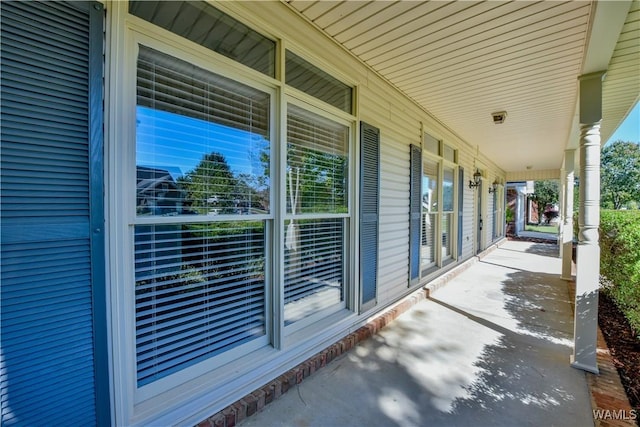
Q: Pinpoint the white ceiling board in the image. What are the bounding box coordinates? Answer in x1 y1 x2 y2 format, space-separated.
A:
599 0 639 144
288 1 339 20
284 0 640 173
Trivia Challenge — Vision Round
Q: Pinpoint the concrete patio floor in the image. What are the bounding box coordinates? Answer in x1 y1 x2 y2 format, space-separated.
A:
241 240 593 427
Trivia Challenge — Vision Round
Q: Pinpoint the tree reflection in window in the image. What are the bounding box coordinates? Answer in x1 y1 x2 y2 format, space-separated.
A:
135 107 270 216
133 46 272 385
284 104 349 325
286 105 348 215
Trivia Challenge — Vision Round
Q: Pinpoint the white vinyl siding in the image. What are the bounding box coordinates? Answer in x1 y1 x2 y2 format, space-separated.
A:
457 149 477 260
360 78 418 303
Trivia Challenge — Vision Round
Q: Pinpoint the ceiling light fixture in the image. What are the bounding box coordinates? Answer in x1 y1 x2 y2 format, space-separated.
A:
491 111 507 124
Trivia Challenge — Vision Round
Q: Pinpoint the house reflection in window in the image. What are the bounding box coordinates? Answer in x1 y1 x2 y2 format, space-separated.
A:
137 166 191 216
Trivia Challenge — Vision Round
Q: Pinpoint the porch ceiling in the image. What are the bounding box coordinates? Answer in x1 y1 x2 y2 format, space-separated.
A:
284 0 640 174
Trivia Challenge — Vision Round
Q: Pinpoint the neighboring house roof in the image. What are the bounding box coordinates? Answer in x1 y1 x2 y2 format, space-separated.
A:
136 166 179 195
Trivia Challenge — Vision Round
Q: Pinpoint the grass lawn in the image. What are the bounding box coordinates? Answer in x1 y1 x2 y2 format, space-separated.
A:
525 224 558 234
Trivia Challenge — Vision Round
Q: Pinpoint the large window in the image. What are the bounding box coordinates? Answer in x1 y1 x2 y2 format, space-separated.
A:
115 2 355 414
286 51 352 113
134 45 272 385
284 104 349 325
421 159 438 271
492 180 504 240
420 135 458 276
442 166 455 261
130 1 275 76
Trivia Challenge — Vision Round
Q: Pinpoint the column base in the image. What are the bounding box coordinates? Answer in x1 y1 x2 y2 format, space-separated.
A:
571 356 599 374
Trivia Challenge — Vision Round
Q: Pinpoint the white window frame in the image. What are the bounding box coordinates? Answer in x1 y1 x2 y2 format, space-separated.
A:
441 161 457 264
281 96 354 334
109 10 282 420
107 4 359 423
421 153 440 273
131 30 279 396
420 135 459 277
492 180 505 241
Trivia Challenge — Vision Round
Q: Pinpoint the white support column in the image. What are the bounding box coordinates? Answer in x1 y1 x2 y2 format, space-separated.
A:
515 187 525 235
572 71 605 374
558 165 565 259
562 150 575 279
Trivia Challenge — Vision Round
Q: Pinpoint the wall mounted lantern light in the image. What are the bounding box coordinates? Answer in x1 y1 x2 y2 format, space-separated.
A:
469 170 482 189
488 180 499 194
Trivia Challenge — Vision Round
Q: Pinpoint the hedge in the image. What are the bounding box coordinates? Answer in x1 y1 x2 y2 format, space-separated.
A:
599 210 640 335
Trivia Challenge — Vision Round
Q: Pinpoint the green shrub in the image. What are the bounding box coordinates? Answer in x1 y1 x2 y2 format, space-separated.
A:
506 207 514 223
599 210 640 335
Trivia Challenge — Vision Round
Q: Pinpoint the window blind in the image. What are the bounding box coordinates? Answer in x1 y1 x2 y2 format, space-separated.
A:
137 47 269 134
135 222 266 386
443 166 455 259
284 219 344 324
286 104 348 214
134 45 270 386
422 158 439 270
284 103 348 324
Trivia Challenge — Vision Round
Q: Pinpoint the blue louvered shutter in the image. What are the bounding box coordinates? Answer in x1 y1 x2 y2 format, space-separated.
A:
458 167 464 258
360 122 380 311
409 144 422 285
1 1 107 425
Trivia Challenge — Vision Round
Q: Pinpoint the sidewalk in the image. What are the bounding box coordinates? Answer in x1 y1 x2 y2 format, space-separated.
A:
241 240 595 427
516 230 558 242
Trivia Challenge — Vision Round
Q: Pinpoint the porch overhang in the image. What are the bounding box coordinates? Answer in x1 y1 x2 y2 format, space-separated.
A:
280 0 639 375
